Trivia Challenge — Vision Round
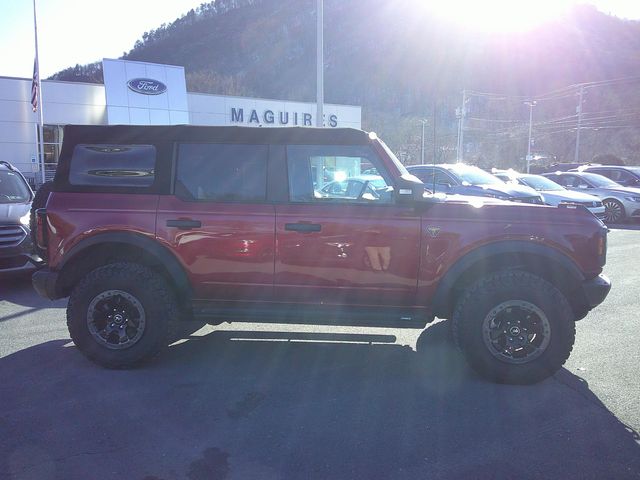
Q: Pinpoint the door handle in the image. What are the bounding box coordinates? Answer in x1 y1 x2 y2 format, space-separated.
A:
166 219 202 230
285 222 321 233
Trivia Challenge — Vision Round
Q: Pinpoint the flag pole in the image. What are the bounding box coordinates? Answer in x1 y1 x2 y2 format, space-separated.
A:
33 0 45 185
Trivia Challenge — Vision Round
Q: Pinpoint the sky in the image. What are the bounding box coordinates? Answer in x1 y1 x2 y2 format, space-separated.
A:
1 0 639 79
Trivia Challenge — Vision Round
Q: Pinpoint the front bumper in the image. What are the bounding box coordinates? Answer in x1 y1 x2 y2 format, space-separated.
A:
587 206 606 220
581 274 611 309
0 232 43 275
32 268 60 300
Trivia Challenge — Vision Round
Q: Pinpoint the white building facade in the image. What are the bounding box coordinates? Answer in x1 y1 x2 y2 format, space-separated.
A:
0 59 361 185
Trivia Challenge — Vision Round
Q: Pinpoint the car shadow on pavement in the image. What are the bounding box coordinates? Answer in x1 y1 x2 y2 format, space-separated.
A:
608 222 640 231
0 274 66 311
1 321 639 480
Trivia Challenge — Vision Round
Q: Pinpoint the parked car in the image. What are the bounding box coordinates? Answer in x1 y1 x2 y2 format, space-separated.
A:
318 174 391 201
0 161 40 275
494 171 605 220
407 163 544 204
543 171 640 223
572 165 640 188
33 125 610 384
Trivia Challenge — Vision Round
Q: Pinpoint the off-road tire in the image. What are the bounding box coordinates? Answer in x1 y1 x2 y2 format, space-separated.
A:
452 271 575 384
29 181 54 258
67 262 177 368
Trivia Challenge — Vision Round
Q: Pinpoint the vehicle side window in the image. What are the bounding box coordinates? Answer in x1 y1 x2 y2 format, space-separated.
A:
425 169 454 186
69 144 156 187
609 169 635 185
591 168 611 179
176 144 268 202
574 176 591 189
286 145 394 204
556 175 578 187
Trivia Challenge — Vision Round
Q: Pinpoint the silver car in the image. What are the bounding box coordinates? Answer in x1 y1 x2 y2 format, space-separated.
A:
543 171 640 223
494 171 605 220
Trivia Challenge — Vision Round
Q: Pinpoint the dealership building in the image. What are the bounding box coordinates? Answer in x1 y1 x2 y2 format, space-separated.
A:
0 59 361 186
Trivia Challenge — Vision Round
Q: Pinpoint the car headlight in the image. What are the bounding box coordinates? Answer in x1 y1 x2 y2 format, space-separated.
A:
624 196 640 202
19 212 30 226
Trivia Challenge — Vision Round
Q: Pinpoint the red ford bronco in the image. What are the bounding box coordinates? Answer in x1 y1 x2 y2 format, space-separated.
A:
32 125 611 383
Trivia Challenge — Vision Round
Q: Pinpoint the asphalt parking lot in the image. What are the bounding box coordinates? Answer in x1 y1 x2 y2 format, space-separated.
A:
1 227 639 480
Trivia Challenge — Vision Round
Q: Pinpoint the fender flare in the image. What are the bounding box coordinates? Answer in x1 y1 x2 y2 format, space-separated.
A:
431 240 585 318
58 231 192 300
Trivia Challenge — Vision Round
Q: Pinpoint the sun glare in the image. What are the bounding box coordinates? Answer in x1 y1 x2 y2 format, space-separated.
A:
424 0 575 33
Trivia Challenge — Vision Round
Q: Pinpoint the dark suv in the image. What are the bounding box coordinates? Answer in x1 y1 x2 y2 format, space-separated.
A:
32 125 611 384
406 163 544 204
573 165 640 188
0 161 39 275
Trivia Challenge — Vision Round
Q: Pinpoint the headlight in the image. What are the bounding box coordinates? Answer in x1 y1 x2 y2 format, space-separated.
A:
624 196 640 202
19 212 30 226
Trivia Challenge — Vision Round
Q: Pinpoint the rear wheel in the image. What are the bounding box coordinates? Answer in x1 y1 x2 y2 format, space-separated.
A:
452 271 575 384
67 262 177 368
603 198 625 224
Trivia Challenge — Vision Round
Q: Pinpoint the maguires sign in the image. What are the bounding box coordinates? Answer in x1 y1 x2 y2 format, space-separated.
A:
127 78 168 95
230 108 338 127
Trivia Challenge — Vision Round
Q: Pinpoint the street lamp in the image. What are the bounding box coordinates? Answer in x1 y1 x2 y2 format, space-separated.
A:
316 0 323 127
524 100 536 173
420 119 428 164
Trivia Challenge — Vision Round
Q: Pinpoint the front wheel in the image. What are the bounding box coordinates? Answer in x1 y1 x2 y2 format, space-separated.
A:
603 198 625 224
67 262 177 368
452 271 575 384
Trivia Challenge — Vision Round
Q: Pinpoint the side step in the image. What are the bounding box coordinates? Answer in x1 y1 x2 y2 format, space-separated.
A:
192 302 431 329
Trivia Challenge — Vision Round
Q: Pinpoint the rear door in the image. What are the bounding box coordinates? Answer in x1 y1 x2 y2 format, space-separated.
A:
274 144 421 307
156 143 275 301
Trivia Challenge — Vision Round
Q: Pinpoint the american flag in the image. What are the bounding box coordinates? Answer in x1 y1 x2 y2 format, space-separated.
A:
31 60 38 112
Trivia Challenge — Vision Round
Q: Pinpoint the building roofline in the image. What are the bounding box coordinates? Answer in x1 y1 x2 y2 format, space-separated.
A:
0 74 360 109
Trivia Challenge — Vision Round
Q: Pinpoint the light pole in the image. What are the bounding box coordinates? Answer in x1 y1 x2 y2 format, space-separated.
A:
420 119 428 164
316 0 324 127
575 85 585 163
456 89 467 163
525 100 536 173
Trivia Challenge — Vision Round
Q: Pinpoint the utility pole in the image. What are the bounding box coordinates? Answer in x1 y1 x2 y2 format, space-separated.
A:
575 85 585 163
316 0 324 127
456 89 467 163
432 99 437 164
525 101 536 173
420 119 427 164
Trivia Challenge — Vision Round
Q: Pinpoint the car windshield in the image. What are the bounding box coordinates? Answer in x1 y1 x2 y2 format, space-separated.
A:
581 172 620 188
375 137 409 176
448 165 501 185
520 175 564 191
0 170 31 203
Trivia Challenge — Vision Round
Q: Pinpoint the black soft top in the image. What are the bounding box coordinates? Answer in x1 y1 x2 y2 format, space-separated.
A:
54 125 373 194
61 124 371 147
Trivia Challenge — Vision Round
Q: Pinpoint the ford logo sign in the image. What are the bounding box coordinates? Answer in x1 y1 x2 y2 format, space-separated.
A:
127 78 167 95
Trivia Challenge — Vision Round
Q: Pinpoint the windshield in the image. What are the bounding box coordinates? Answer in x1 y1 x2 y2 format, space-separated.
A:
520 175 564 191
375 137 409 176
0 170 31 203
448 165 502 185
582 172 620 188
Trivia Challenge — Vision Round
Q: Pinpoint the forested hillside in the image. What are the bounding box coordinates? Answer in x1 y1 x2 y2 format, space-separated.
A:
51 0 640 166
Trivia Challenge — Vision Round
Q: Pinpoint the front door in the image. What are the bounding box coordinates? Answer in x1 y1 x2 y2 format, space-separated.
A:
156 143 275 302
274 144 421 307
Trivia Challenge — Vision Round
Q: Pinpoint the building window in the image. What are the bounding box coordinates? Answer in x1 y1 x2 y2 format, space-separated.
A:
37 125 63 181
